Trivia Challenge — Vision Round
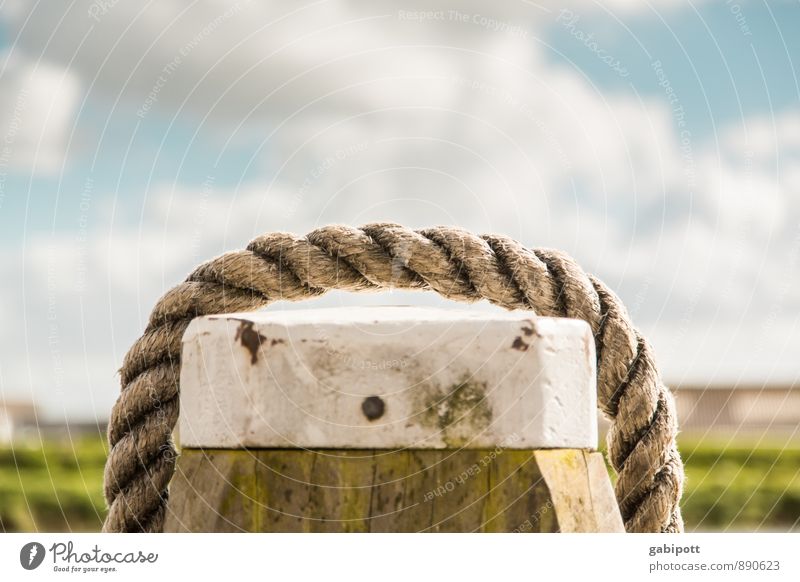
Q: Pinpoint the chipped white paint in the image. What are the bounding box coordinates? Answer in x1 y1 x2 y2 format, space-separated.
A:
179 307 597 449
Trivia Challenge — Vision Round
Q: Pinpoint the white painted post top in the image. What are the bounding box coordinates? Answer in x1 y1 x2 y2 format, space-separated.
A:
179 306 597 450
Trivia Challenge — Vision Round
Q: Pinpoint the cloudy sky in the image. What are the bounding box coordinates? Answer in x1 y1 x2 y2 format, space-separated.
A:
0 0 798 421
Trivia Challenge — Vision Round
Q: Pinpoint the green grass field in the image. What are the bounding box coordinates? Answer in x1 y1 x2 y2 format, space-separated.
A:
677 436 800 531
1 435 798 532
0 437 107 532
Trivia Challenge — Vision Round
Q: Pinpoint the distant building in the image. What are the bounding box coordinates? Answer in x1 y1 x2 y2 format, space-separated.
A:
36 420 108 441
0 400 107 443
597 383 800 439
0 400 39 443
673 383 800 436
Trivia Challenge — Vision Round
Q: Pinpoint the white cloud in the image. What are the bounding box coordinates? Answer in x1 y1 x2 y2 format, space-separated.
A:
0 52 80 173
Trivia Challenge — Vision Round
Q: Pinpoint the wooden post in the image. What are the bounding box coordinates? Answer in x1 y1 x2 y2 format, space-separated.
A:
164 307 623 533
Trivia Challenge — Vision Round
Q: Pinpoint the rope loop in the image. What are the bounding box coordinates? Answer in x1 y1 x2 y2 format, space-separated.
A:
103 223 683 533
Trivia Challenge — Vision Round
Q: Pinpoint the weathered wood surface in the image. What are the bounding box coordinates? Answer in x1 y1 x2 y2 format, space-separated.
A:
179 307 597 450
168 307 620 533
164 448 623 533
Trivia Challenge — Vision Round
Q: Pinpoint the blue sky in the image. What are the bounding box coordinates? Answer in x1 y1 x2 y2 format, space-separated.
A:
547 2 800 127
1 1 798 421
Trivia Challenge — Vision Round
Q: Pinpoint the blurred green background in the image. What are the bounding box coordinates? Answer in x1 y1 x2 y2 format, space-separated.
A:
677 437 800 531
2 435 798 532
0 436 106 532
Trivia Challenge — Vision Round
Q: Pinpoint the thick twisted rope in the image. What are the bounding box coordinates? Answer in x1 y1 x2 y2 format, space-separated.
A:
102 223 683 533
